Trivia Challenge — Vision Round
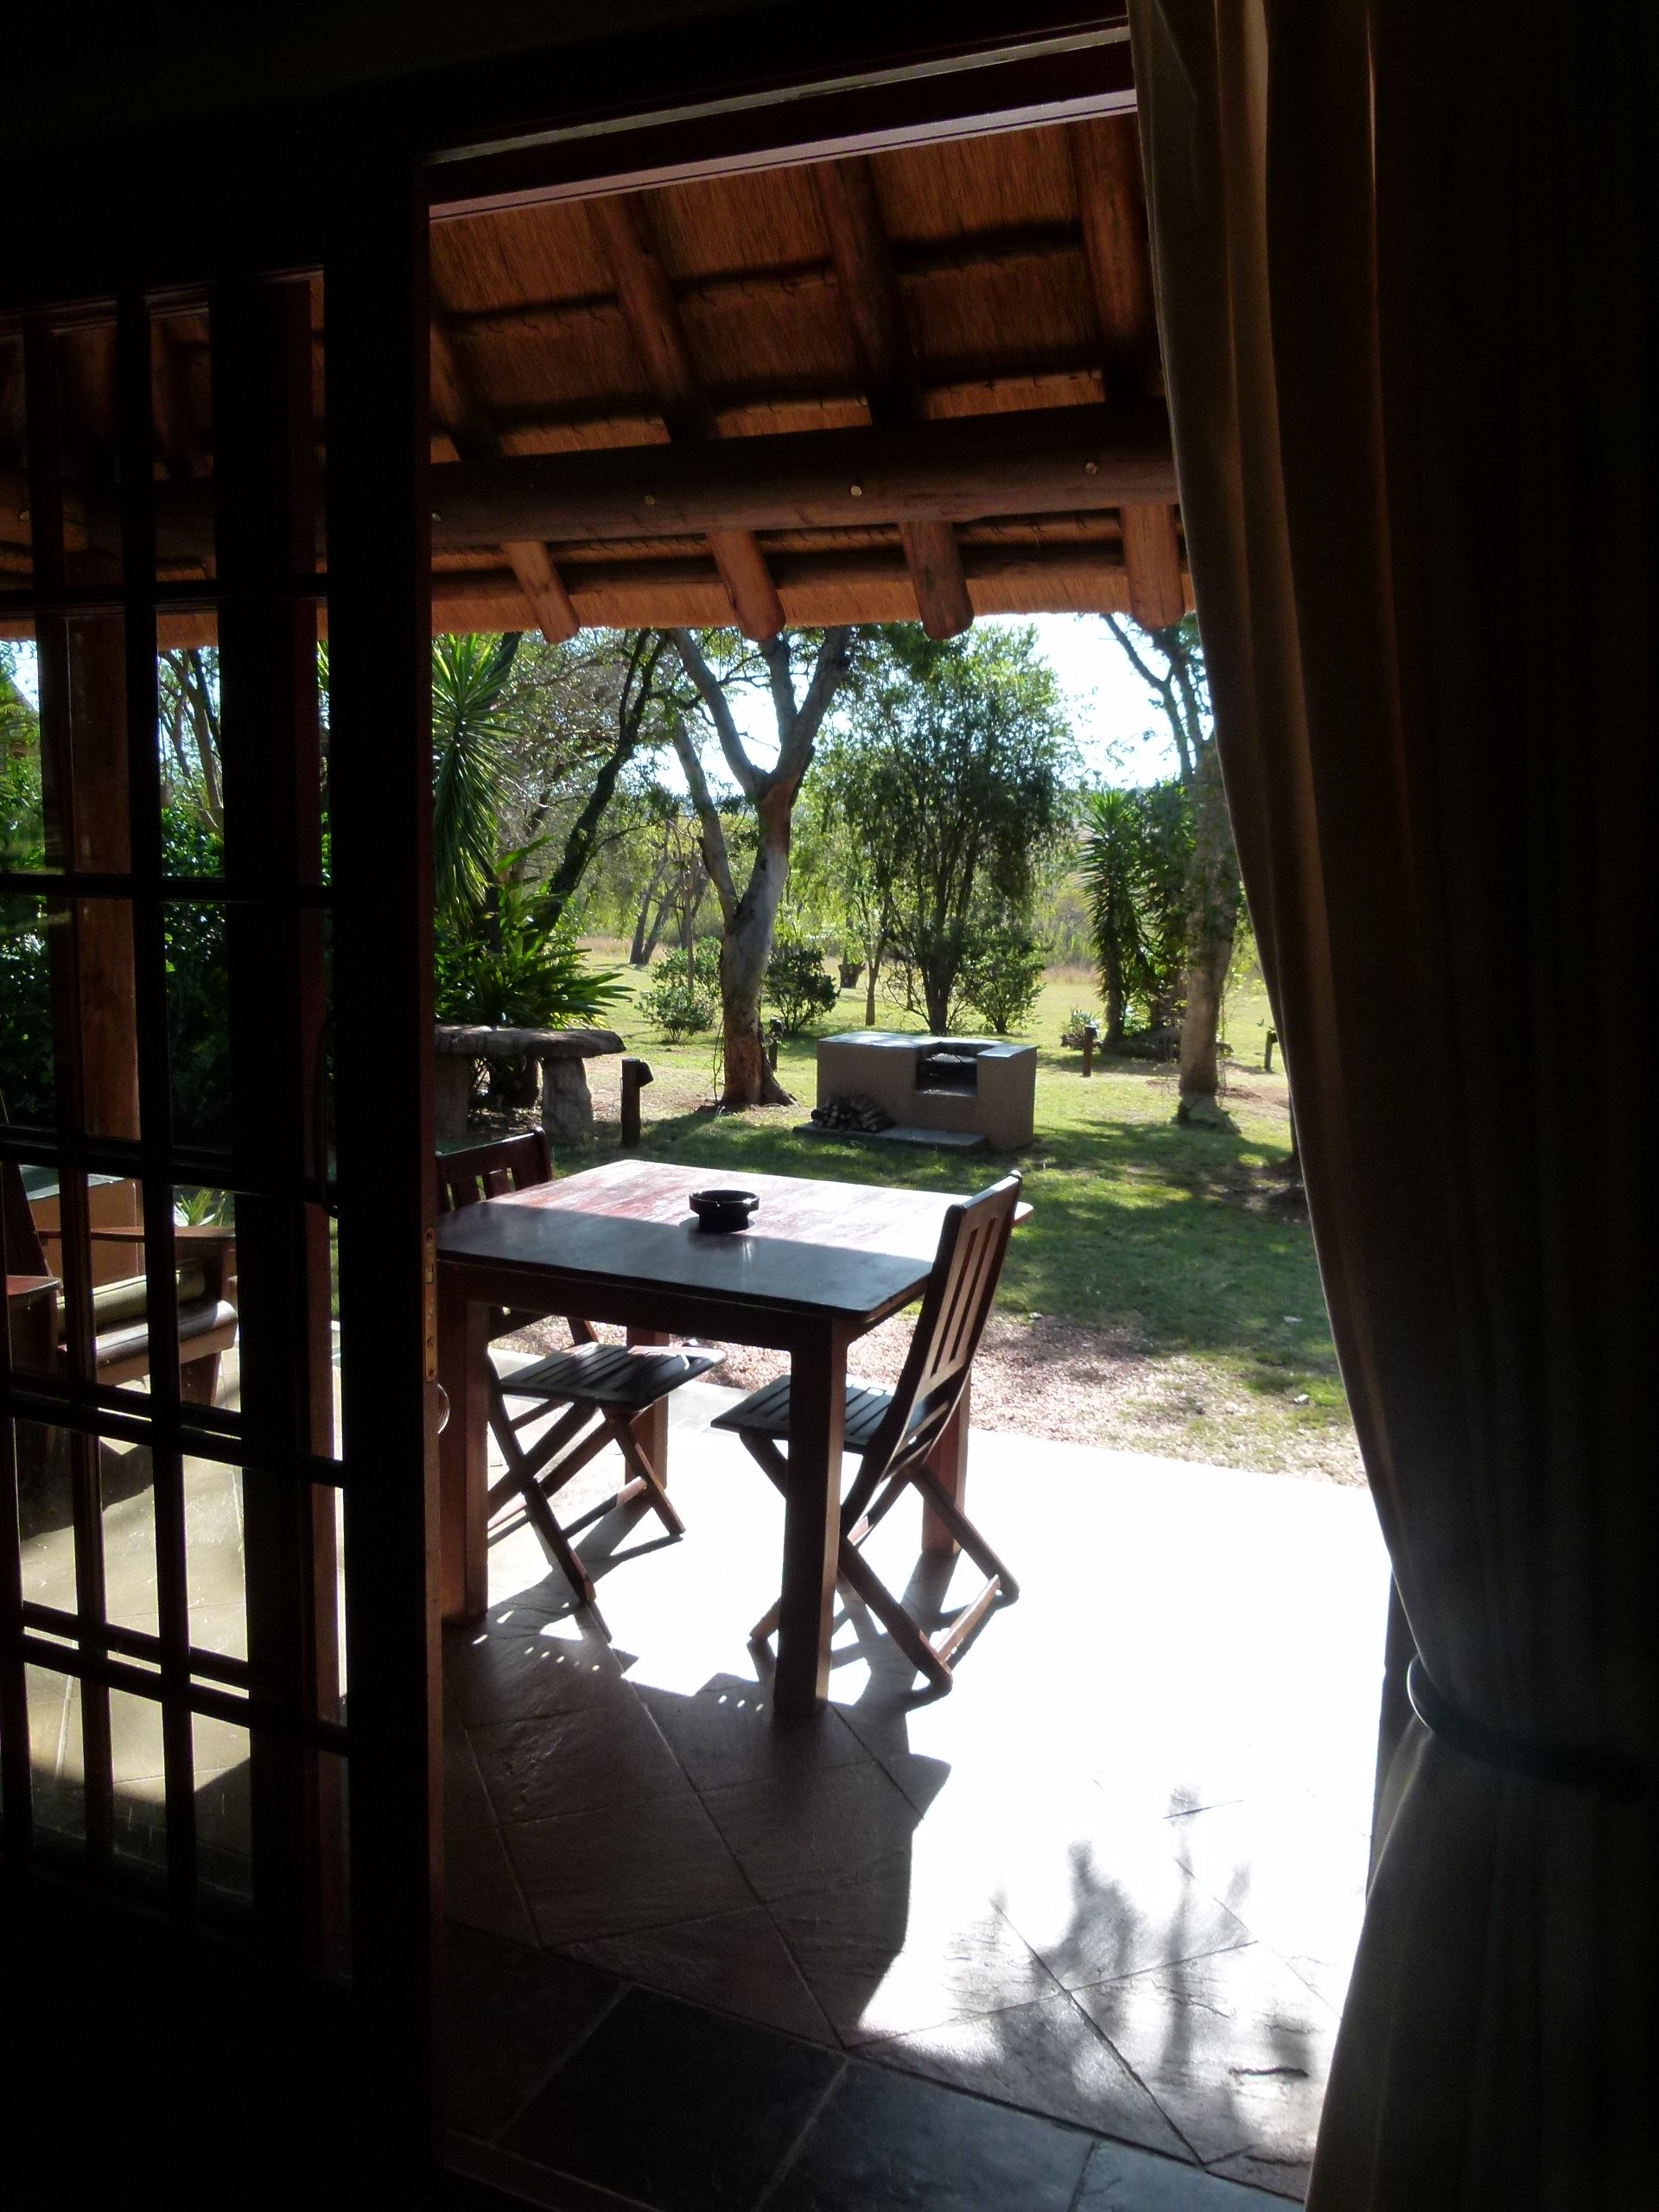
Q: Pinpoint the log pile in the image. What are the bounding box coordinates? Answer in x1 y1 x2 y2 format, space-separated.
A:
810 1093 895 1135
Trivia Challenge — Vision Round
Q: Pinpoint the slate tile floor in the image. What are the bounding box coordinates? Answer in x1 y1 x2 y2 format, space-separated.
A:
443 1379 1391 2209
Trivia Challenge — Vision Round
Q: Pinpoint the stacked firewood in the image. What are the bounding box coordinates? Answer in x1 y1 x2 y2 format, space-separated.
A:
810 1093 895 1134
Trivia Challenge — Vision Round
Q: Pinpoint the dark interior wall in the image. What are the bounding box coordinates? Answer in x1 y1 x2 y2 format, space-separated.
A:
9 3 1122 160
7 0 759 150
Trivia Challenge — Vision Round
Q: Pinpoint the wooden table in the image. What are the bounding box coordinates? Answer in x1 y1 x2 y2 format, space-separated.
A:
436 1159 999 1718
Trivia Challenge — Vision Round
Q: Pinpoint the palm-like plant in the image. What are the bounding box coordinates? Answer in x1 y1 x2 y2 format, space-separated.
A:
432 633 523 916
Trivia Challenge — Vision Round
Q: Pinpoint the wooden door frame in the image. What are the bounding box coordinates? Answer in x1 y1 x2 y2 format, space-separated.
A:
1 10 1140 2195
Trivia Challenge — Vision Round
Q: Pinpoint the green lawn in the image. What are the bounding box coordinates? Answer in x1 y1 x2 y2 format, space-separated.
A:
572 955 1358 1480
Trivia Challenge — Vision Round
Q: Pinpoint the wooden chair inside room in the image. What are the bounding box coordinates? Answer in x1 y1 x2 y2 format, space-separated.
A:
435 1131 720 1605
3 1160 238 1403
714 1173 1023 1693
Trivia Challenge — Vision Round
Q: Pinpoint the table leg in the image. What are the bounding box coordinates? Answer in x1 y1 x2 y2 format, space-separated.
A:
438 1280 492 1624
626 1325 670 1491
775 1322 848 1720
921 1372 970 1557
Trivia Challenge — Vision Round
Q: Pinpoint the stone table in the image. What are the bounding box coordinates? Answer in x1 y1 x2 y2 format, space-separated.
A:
433 1025 625 1146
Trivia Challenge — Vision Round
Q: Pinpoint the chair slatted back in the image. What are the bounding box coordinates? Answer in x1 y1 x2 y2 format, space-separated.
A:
857 1173 1020 1492
435 1130 552 1216
434 1130 594 1344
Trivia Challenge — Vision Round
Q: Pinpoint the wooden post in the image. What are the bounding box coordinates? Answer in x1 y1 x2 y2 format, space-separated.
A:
1082 1027 1095 1078
1264 1028 1277 1072
326 167 442 2186
620 1055 652 1147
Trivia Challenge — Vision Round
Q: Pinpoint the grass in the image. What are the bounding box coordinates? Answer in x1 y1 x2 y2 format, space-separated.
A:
571 949 1357 1481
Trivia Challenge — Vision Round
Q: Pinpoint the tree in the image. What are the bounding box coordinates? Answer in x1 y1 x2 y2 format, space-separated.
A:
1103 614 1242 1122
1081 780 1192 1047
664 625 856 1106
817 626 1070 1033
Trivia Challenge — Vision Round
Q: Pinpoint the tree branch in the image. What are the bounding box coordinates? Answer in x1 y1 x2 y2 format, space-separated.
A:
668 626 764 801
1105 613 1192 783
668 712 739 923
773 626 855 798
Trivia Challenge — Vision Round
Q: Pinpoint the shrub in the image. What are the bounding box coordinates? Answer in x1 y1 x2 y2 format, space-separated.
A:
640 969 716 1041
764 936 838 1035
960 918 1046 1036
434 871 624 1033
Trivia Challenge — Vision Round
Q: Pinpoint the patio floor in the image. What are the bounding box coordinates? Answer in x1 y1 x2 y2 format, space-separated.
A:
443 1370 1390 2209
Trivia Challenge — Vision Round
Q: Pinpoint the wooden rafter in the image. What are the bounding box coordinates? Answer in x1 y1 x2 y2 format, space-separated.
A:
430 316 579 640
585 190 784 640
1069 117 1186 631
814 156 971 639
442 225 1087 344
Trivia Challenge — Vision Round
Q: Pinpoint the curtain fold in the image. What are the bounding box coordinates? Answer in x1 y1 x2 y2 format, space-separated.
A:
1129 3 1657 2202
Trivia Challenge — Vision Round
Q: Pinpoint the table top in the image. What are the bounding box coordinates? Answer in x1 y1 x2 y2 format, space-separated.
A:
435 1159 1003 1327
6 1274 58 1301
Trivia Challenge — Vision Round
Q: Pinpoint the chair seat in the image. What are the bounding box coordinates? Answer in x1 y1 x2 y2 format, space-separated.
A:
712 1375 896 1453
497 1340 722 1411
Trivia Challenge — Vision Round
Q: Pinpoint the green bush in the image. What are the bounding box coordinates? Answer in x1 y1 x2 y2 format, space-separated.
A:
640 969 717 1041
764 936 837 1035
434 865 623 1032
959 916 1046 1036
162 811 232 1148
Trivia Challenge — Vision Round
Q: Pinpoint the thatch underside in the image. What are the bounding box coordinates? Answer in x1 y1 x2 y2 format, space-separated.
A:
0 110 1191 643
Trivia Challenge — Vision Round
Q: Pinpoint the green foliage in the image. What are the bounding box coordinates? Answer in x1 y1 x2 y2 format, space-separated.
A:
432 633 523 918
433 855 623 1030
763 936 837 1035
817 624 1071 1033
161 811 232 1148
958 910 1046 1035
639 969 717 1042
1081 781 1192 1037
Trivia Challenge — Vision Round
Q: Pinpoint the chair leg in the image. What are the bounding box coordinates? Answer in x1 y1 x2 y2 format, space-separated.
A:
910 1470 1020 1603
518 1478 597 1605
836 1541 956 1693
180 1353 219 1406
607 1412 686 1539
488 1387 597 1605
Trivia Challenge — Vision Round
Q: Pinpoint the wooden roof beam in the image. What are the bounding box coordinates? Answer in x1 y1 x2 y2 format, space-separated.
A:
586 192 783 641
1070 118 1186 632
35 404 1175 566
814 156 971 640
429 403 1174 547
430 316 579 640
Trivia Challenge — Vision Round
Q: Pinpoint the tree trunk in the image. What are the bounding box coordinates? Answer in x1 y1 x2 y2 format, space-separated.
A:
720 791 792 1106
864 936 883 1027
1175 741 1242 1124
1104 976 1125 1049
629 853 669 963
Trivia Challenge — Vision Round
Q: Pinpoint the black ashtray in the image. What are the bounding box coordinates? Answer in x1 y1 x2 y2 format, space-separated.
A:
689 1187 760 1234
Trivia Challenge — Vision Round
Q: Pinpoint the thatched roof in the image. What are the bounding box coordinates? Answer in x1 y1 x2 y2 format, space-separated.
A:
0 114 1186 645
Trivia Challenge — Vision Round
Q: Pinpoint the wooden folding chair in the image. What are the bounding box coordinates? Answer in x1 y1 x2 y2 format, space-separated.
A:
714 1173 1022 1692
435 1132 719 1605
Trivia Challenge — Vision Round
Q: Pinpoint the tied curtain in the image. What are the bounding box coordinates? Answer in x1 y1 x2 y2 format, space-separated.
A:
1128 3 1656 2205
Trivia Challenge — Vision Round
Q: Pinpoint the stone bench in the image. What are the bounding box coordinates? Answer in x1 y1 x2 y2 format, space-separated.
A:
434 1025 625 1146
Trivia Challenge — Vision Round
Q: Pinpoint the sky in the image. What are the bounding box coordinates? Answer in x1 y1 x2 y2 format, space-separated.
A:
1000 613 1179 785
719 612 1179 788
4 611 1181 786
